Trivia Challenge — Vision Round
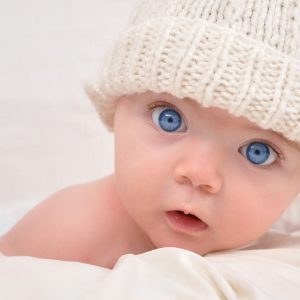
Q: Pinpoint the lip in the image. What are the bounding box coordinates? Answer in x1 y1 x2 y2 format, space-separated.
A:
165 210 208 234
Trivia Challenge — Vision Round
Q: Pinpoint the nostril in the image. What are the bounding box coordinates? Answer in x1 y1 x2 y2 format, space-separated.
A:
174 161 223 193
201 183 222 194
175 174 190 184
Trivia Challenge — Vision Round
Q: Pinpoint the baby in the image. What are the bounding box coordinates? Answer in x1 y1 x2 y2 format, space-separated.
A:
1 0 300 269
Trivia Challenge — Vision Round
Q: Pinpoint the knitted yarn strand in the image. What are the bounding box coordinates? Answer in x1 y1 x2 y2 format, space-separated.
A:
86 0 300 142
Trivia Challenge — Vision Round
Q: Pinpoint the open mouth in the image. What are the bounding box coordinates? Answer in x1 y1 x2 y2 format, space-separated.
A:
166 210 208 234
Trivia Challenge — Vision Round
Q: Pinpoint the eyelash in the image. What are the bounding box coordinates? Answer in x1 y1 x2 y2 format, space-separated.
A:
239 140 284 166
146 101 176 113
145 101 284 165
146 101 187 130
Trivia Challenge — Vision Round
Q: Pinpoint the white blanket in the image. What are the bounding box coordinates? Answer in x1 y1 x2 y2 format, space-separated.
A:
1 230 300 300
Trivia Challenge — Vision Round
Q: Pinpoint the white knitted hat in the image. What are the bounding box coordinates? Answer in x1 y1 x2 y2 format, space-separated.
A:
87 0 300 142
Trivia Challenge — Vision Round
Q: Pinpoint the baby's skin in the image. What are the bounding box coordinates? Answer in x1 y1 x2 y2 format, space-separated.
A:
1 92 300 268
0 176 153 268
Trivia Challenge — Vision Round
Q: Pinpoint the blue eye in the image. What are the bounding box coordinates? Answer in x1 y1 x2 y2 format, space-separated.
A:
240 142 277 166
151 106 186 132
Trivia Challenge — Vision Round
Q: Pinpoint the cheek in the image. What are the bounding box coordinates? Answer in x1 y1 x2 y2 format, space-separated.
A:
114 130 164 204
114 120 173 181
115 130 157 178
223 175 295 233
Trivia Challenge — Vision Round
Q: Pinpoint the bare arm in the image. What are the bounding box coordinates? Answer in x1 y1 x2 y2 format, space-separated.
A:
0 179 110 264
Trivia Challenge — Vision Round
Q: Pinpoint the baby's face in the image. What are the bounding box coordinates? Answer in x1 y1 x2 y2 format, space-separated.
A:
113 91 300 254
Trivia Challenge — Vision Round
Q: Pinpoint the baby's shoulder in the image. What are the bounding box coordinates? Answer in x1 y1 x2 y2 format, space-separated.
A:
39 175 120 235
0 175 119 265
46 175 120 213
51 175 112 200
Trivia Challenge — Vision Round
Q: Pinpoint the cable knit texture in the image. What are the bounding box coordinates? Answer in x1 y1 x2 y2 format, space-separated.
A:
86 0 300 142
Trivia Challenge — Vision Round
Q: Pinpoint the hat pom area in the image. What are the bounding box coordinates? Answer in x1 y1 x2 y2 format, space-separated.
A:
86 0 300 142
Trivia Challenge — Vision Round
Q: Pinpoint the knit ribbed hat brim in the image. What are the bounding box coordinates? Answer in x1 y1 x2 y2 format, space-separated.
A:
87 17 300 142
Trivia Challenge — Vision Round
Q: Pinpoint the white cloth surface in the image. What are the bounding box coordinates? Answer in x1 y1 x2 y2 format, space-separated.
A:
1 231 300 300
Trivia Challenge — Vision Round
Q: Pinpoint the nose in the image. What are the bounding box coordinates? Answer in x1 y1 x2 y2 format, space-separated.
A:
173 138 223 194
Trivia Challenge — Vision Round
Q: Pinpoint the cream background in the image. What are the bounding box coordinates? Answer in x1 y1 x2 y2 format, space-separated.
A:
0 0 136 209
